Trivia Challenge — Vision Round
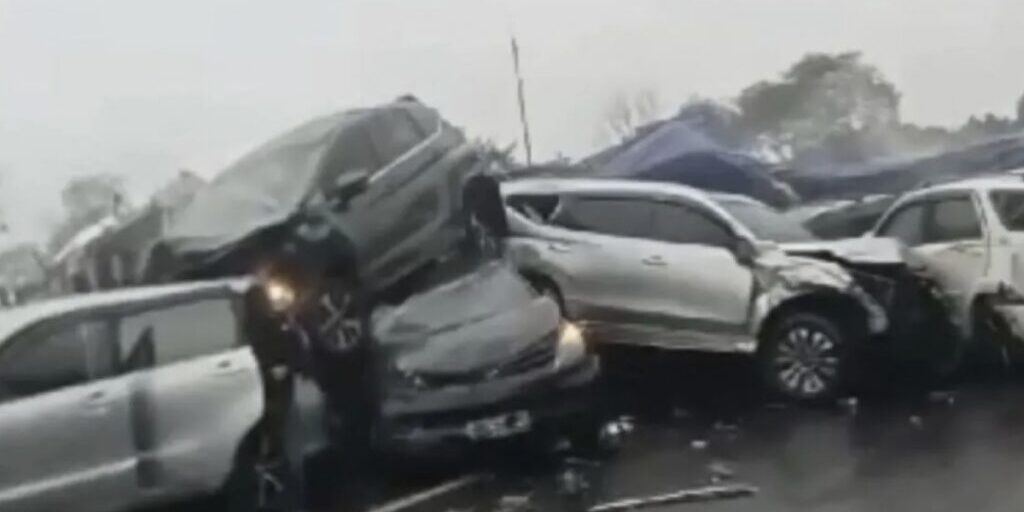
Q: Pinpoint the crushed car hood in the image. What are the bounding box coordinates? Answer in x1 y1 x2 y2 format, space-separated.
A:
780 237 907 266
372 260 560 376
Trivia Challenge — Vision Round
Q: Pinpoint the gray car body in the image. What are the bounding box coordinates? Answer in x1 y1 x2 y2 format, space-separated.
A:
157 99 500 292
0 280 327 512
502 178 887 353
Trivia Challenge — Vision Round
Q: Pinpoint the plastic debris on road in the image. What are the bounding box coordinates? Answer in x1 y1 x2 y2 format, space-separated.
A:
690 439 709 450
587 483 758 512
928 391 956 406
838 397 859 415
707 461 735 483
497 494 534 512
909 415 924 428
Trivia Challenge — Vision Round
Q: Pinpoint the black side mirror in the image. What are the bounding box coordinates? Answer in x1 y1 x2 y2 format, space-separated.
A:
330 170 370 205
733 237 757 265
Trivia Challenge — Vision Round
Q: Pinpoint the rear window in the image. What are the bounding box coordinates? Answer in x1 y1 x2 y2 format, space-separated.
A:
990 191 1024 231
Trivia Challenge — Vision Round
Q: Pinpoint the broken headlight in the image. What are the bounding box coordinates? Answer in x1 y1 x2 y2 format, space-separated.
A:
554 321 586 368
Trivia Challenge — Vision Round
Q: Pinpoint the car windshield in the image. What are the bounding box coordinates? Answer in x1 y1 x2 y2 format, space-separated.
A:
716 199 817 243
990 190 1024 231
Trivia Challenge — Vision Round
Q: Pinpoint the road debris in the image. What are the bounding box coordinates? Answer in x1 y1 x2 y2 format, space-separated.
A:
712 420 740 433
838 396 859 415
556 467 591 496
928 390 956 406
909 415 924 429
497 494 535 512
707 460 735 483
690 439 709 450
587 483 758 512
368 474 488 512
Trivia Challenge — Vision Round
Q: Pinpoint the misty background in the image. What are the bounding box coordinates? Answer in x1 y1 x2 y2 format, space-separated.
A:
2 0 1024 247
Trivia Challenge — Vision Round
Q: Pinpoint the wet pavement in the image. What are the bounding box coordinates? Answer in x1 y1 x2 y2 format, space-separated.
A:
328 347 1024 512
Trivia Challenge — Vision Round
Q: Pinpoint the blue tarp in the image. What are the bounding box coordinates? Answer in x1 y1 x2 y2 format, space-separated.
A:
582 119 797 208
780 133 1024 201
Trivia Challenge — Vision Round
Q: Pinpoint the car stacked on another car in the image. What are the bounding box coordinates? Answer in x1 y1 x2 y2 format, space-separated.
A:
0 280 328 512
502 178 924 401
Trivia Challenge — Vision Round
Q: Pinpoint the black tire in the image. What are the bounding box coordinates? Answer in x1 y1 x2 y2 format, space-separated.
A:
759 311 852 402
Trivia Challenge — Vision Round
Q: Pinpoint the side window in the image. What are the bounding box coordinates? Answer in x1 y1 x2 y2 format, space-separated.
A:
319 124 380 190
553 197 655 239
878 203 926 246
367 110 424 168
926 197 981 243
118 299 237 368
651 203 734 248
507 193 561 223
0 320 111 402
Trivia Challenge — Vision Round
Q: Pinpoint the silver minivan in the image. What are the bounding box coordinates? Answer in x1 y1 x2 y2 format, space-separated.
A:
0 280 327 512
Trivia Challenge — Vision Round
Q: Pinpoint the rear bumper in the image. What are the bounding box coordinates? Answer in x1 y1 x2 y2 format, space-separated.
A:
374 354 600 455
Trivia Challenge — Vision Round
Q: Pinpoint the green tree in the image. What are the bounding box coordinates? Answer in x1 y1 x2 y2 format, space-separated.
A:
737 52 901 161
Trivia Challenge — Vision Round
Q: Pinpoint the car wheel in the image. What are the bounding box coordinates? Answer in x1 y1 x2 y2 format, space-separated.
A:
760 312 850 402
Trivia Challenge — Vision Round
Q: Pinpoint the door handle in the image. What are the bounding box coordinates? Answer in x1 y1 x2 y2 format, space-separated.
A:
548 242 571 253
641 255 666 266
82 390 110 414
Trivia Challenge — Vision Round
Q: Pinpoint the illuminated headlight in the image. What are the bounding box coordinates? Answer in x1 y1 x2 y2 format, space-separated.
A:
555 321 586 367
263 278 297 312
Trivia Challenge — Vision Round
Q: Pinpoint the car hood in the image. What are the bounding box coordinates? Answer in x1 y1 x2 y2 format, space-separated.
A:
779 237 907 266
372 261 560 376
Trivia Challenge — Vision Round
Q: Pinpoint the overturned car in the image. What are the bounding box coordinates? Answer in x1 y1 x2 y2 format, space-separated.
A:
502 178 951 401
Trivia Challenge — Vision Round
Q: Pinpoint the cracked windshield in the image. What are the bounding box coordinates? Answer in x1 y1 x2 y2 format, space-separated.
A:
2 1 1024 511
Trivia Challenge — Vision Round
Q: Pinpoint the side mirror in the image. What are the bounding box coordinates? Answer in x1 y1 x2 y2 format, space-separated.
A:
733 237 757 265
329 170 370 205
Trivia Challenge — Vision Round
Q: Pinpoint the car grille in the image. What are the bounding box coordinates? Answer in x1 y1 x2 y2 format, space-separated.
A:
415 332 558 388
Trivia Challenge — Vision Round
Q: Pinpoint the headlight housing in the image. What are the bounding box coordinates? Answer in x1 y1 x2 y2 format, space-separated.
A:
554 321 586 368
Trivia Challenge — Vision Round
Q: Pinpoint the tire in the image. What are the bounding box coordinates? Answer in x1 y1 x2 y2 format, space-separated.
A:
759 311 852 402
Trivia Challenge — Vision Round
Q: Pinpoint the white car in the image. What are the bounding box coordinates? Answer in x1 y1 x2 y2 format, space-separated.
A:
870 176 1024 351
0 280 328 512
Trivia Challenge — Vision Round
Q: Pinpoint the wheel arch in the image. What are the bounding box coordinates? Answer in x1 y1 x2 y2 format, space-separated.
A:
756 291 870 351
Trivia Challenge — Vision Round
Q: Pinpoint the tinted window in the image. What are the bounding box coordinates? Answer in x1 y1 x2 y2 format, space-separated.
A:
368 110 424 168
652 203 734 248
319 124 380 190
0 320 110 402
927 197 981 243
119 299 237 368
990 191 1024 231
714 200 814 242
878 203 926 246
553 197 655 239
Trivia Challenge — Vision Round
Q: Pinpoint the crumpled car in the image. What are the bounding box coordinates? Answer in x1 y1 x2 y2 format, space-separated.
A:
146 97 507 345
868 175 1024 364
502 178 912 401
369 257 602 454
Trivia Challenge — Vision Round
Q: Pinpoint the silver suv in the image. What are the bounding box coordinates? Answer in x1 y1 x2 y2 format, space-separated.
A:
0 281 327 512
503 178 888 401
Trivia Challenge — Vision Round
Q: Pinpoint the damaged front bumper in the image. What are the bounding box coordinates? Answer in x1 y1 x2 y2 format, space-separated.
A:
374 353 600 455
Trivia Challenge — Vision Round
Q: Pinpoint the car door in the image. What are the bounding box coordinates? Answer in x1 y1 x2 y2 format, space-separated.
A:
648 200 756 347
0 317 136 512
877 194 989 323
117 294 261 500
544 194 677 330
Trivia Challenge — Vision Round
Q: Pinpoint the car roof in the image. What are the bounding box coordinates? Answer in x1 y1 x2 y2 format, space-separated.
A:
501 177 715 203
904 174 1024 200
0 279 252 346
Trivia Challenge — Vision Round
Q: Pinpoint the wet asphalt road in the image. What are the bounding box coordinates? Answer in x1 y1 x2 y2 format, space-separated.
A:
328 347 1024 512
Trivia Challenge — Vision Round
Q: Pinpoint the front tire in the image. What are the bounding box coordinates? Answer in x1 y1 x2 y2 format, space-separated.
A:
759 312 852 402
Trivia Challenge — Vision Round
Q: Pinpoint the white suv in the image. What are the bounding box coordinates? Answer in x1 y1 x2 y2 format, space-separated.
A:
870 176 1024 353
0 280 327 512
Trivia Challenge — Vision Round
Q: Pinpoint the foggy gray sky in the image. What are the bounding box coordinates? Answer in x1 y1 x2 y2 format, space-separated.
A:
2 0 1023 246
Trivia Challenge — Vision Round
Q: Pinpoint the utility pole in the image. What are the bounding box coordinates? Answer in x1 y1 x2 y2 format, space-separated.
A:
510 36 533 166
